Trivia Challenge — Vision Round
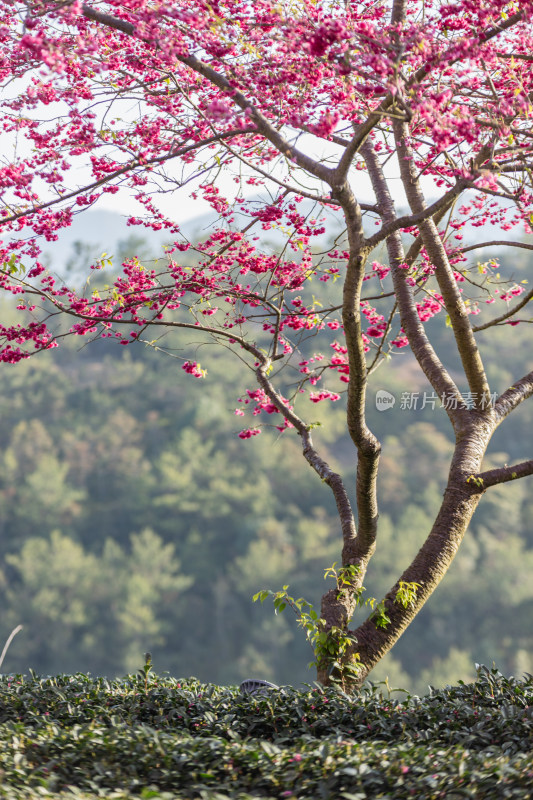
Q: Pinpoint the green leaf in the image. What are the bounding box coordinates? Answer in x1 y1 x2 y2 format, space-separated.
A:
252 590 270 604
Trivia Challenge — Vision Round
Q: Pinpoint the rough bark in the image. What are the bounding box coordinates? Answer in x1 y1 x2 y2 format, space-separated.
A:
392 121 492 410
361 140 467 427
316 182 382 684
350 415 496 685
332 183 381 569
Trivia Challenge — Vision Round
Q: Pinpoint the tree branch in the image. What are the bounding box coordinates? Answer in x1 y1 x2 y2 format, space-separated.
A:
392 120 492 409
472 460 533 489
403 202 456 265
0 128 255 227
81 4 335 185
460 240 533 255
254 366 359 558
364 180 468 250
361 140 465 423
4 270 270 363
332 3 527 187
495 52 533 61
473 287 533 332
333 182 381 571
494 370 533 421
352 421 496 682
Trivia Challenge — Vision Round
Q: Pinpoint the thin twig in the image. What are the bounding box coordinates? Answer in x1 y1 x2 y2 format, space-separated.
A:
0 625 23 671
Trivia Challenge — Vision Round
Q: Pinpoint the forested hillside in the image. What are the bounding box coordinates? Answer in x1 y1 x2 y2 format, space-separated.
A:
0 234 531 695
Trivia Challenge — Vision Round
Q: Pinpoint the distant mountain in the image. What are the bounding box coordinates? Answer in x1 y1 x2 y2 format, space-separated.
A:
36 196 531 275
39 202 342 273
40 209 217 273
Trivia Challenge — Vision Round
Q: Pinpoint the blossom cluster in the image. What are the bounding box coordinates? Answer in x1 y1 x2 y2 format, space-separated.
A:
0 0 530 432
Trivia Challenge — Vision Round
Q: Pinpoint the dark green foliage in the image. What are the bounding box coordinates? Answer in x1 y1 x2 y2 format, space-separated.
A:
0 668 531 799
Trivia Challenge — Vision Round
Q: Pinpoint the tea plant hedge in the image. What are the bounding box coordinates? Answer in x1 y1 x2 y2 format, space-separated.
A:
0 667 531 799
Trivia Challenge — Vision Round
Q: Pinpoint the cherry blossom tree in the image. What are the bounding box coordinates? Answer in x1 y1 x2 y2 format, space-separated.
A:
1 0 532 687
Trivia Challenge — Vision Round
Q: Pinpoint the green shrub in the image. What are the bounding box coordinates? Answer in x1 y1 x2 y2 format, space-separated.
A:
0 667 531 799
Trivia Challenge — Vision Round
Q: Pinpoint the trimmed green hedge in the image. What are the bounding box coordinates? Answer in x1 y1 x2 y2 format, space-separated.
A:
0 667 531 799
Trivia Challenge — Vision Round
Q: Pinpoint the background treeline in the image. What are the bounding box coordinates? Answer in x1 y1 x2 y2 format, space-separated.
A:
0 230 532 695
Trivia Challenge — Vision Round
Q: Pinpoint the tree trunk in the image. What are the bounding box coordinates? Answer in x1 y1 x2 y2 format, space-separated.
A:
319 415 494 689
